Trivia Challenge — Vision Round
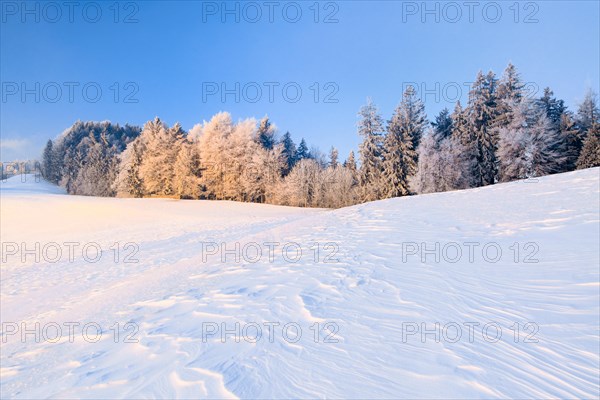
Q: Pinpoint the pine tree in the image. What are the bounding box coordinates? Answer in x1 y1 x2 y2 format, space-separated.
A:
577 123 600 169
431 108 453 143
357 99 385 201
382 86 427 197
467 70 499 186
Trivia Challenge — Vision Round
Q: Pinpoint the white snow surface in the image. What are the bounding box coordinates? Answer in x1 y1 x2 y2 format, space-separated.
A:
1 169 599 399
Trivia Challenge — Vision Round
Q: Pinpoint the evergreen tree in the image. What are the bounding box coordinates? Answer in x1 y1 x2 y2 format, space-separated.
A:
577 123 600 169
538 87 580 171
382 86 427 197
576 90 600 134
467 70 499 186
280 131 297 175
431 108 453 143
495 63 525 128
329 146 339 168
256 115 276 150
41 139 59 183
451 101 479 188
357 99 385 201
497 100 566 181
344 150 358 185
296 138 309 161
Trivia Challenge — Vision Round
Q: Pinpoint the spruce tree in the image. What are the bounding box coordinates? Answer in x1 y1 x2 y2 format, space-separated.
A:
431 108 453 143
467 71 499 186
296 138 309 161
577 123 600 169
382 86 427 197
329 146 339 168
279 131 297 175
357 99 385 201
257 115 276 150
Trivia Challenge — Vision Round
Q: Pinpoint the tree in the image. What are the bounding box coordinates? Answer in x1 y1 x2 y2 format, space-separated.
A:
41 140 59 184
329 146 339 168
256 115 276 150
357 99 385 201
280 131 297 175
381 86 427 198
495 62 525 128
114 139 145 198
577 124 600 169
538 87 580 171
173 141 201 199
72 131 118 196
431 108 453 143
411 132 472 194
467 70 499 186
576 90 600 134
198 112 234 199
344 150 357 178
450 101 479 188
497 100 566 181
296 138 309 161
139 118 184 196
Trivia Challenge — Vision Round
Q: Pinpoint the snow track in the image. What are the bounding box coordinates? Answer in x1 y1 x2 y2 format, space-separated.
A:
1 169 599 399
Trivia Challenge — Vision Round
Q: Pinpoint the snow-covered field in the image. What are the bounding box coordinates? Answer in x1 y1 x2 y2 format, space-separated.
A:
1 169 599 399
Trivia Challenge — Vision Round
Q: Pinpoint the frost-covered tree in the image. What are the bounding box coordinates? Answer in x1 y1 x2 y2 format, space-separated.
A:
495 63 525 128
576 90 600 134
198 112 234 199
329 146 339 168
538 87 580 171
173 140 202 199
72 132 118 196
357 99 385 201
139 118 184 196
497 100 565 181
115 139 145 198
467 71 499 186
344 150 358 183
450 101 479 187
381 86 427 197
411 131 472 194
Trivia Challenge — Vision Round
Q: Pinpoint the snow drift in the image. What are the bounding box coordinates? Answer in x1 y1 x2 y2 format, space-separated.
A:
1 168 599 399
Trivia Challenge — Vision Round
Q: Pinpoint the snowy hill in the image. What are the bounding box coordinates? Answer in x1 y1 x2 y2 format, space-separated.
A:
1 169 599 399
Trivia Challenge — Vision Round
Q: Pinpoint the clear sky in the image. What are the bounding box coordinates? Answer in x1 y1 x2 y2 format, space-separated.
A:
1 0 599 161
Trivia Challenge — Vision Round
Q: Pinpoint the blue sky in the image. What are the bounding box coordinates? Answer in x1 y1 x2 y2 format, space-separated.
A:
1 0 599 161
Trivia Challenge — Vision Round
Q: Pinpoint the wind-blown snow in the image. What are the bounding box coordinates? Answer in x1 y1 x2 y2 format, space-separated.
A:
1 169 599 399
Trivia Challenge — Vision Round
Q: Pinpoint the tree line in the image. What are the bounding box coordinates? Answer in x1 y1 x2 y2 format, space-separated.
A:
41 63 600 208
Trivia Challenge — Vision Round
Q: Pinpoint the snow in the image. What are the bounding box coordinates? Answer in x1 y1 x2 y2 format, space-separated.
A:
1 168 599 399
